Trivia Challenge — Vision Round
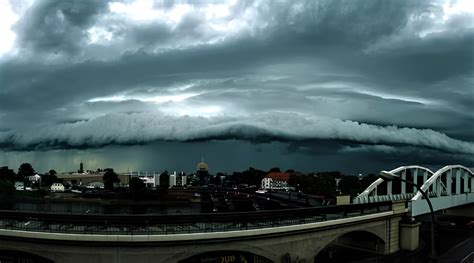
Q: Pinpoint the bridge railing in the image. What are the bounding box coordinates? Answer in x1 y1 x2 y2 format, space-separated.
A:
0 202 392 236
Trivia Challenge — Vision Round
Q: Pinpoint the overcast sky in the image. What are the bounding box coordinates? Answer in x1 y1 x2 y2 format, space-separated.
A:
0 0 473 174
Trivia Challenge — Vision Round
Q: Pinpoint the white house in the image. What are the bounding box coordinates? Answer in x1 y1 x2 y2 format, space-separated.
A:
261 177 273 189
261 172 292 190
50 183 65 192
28 174 41 183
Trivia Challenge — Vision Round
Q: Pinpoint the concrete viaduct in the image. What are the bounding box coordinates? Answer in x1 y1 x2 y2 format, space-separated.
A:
0 202 407 263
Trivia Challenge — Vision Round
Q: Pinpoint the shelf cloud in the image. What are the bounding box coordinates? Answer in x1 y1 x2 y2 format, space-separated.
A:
1 112 473 155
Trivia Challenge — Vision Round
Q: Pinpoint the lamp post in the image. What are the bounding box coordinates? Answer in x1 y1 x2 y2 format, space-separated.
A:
379 171 437 262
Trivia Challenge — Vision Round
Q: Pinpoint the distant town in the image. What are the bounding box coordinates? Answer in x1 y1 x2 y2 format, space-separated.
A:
0 159 378 213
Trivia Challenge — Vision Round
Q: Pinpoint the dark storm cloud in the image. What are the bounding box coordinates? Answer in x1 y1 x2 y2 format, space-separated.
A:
362 30 474 86
0 0 473 172
13 0 109 55
340 144 474 169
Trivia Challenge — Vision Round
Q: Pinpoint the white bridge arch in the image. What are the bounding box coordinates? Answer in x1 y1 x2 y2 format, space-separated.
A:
354 165 474 216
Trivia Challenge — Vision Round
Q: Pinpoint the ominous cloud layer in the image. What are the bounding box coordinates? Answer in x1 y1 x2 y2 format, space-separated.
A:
0 0 473 172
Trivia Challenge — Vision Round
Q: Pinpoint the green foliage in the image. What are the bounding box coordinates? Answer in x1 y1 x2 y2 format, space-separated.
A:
0 179 15 209
339 174 378 197
289 172 338 197
103 169 120 191
129 177 146 200
129 177 145 192
361 173 377 189
230 167 266 186
339 176 362 197
41 170 58 187
18 163 35 181
0 167 15 182
210 174 222 186
159 171 170 189
268 167 281 173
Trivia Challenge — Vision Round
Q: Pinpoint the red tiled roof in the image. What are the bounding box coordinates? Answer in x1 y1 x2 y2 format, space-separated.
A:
265 172 291 181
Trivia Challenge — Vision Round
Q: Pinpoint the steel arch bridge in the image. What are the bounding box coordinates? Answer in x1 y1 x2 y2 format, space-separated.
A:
354 165 474 216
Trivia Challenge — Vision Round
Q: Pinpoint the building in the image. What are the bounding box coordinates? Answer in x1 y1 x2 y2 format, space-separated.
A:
58 173 130 186
197 158 209 172
176 171 187 187
196 158 210 185
261 172 292 190
28 174 41 181
167 171 187 188
128 171 156 188
169 172 176 188
128 171 188 188
78 161 84 174
50 183 65 192
28 174 41 185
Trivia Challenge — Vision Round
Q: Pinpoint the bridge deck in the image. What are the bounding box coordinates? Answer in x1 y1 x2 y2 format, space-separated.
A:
0 202 392 237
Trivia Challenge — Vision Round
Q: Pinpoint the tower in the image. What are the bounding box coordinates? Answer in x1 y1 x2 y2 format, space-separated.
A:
79 161 84 173
196 157 209 185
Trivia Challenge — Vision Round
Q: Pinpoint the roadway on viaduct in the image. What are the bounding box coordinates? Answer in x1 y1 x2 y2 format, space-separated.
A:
0 201 406 263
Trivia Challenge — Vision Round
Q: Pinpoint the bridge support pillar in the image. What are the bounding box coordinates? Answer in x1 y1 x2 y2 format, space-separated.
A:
386 217 401 254
384 201 406 255
401 170 406 194
447 170 452 195
399 220 421 251
455 169 461 194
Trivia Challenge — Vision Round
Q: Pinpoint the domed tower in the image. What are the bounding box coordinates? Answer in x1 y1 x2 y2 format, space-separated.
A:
196 157 209 172
196 157 210 185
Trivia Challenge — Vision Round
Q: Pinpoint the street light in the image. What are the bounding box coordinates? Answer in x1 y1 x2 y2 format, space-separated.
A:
379 171 437 262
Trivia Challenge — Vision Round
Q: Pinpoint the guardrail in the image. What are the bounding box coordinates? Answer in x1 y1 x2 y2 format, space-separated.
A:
0 202 392 236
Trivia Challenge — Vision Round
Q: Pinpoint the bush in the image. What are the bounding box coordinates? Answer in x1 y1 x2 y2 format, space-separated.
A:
0 179 15 209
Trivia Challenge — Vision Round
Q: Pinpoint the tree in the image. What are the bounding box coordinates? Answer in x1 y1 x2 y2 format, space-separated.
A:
241 167 266 186
0 167 15 182
41 170 58 187
129 177 146 200
103 169 120 191
159 171 170 189
0 179 15 209
339 175 362 197
17 163 34 181
315 172 338 197
268 167 281 173
230 172 243 186
361 173 378 189
210 174 222 186
158 171 170 203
